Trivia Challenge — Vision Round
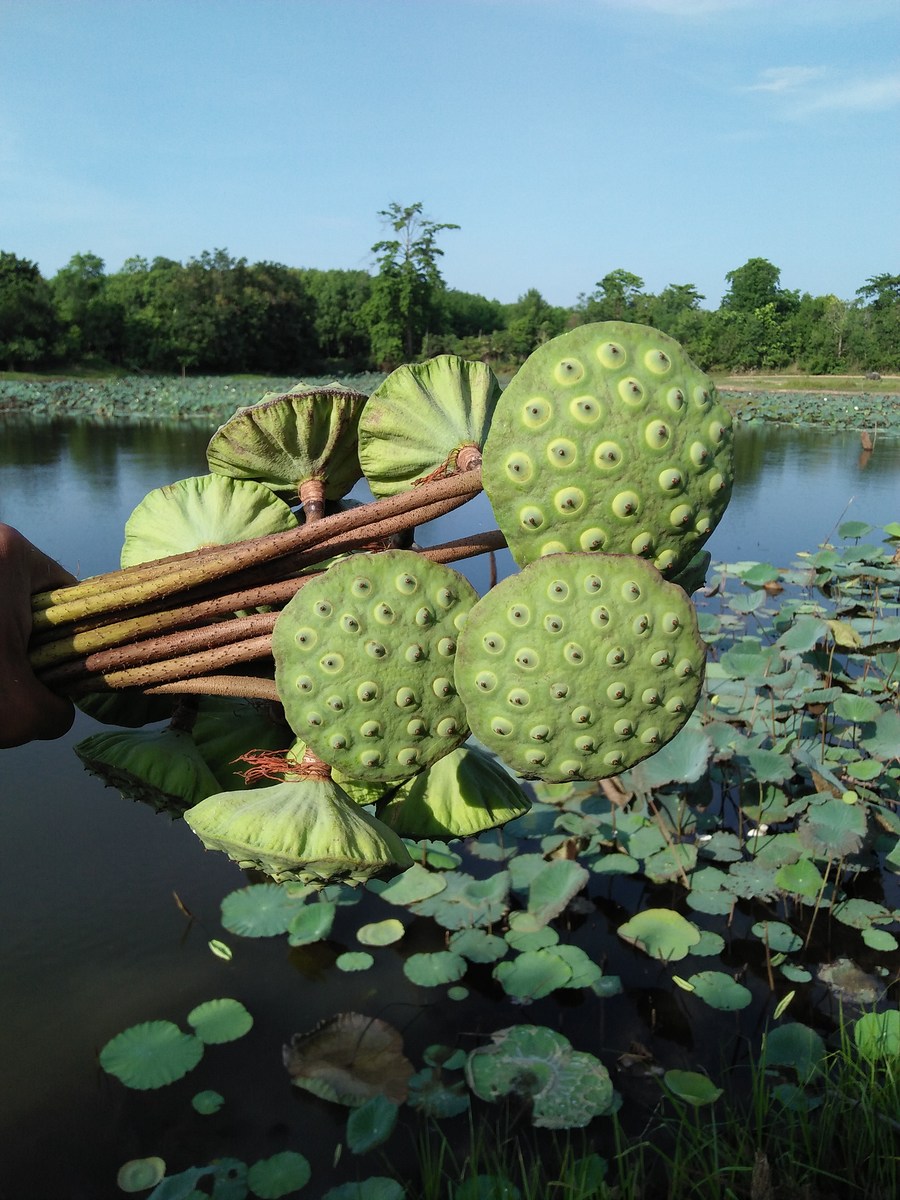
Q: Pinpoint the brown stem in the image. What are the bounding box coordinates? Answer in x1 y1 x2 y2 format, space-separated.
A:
145 675 280 702
299 478 326 523
65 635 274 695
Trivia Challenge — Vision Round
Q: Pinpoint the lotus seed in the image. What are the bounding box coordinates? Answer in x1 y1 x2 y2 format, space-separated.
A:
507 688 530 707
407 718 427 737
357 682 378 701
666 387 686 412
604 751 624 767
415 606 434 626
670 504 693 527
690 441 709 467
708 472 724 494
631 532 653 556
655 549 676 573
314 600 332 617
584 575 603 594
483 634 505 654
560 760 582 778
591 605 610 627
548 579 569 600
594 441 623 470
662 613 681 633
523 398 552 427
508 604 530 626
544 614 564 633
506 453 534 482
330 734 347 750
437 637 456 656
693 386 711 408
666 696 685 713
549 682 569 699
360 751 382 769
612 491 640 519
397 748 419 768
437 718 459 737
622 581 642 602
606 646 627 666
395 573 418 594
437 587 456 609
618 378 645 406
644 421 671 449
520 505 544 530
554 487 586 514
641 728 661 745
676 658 695 677
395 687 417 707
374 603 394 624
658 468 683 492
295 628 317 649
306 712 323 727
597 341 626 368
564 642 585 665
526 750 547 766
547 438 578 469
607 683 627 704
341 615 360 633
644 349 672 374
475 671 497 692
365 640 386 658
540 540 568 555
642 688 661 706
580 527 607 551
352 578 371 596
555 358 584 384
530 725 551 741
432 677 455 697
575 736 595 753
614 720 634 738
570 396 602 423
327 695 344 711
296 675 314 692
361 720 381 738
492 718 513 736
320 654 344 673
405 644 425 662
515 648 539 669
651 650 670 667
695 515 711 535
571 706 593 724
632 614 651 635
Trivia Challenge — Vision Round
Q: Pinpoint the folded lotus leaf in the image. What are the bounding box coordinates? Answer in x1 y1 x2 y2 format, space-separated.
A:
74 727 222 812
482 321 733 577
378 742 531 839
120 473 298 568
206 382 367 500
183 777 413 885
454 552 706 783
273 550 477 781
190 697 293 790
75 690 175 728
358 355 499 497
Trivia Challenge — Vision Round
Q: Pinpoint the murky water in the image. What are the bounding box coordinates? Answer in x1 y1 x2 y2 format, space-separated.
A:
0 418 897 1196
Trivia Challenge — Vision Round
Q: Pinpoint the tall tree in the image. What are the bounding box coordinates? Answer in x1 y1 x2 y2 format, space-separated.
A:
0 252 60 370
721 257 797 315
580 269 647 322
362 202 459 367
50 252 123 360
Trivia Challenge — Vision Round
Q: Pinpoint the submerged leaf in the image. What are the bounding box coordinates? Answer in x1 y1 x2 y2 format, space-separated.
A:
283 1012 413 1106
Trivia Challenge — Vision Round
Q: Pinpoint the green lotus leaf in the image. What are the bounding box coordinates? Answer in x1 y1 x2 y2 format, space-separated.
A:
220 882 311 937
455 552 706 783
403 950 467 987
74 690 174 728
192 1089 225 1115
408 869 511 931
775 857 826 900
337 951 374 971
288 899 338 946
663 1070 723 1107
465 1025 615 1128
751 921 803 953
246 1150 312 1199
74 726 222 812
284 1012 414 1106
378 742 531 839
375 862 447 907
186 998 253 1044
762 1023 826 1081
347 1095 399 1155
116 1158 167 1192
617 909 701 961
493 949 573 1000
120 473 298 568
686 971 752 1011
273 550 478 781
623 722 713 789
448 928 508 963
99 1020 204 1089
358 354 499 496
796 795 869 860
482 321 733 576
853 1010 900 1061
207 382 367 502
552 944 604 989
407 1067 470 1118
321 1180 405 1200
190 697 293 791
525 858 590 927
356 918 405 947
504 915 560 951
184 777 413 886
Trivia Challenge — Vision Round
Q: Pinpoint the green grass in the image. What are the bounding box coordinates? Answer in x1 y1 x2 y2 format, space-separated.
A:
713 370 900 396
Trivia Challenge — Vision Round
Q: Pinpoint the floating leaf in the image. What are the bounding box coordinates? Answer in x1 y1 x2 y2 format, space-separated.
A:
686 971 752 1011
321 1180 405 1200
663 1070 722 1107
192 1089 225 1115
221 883 307 938
209 939 233 961
775 858 825 900
346 1095 399 1155
187 998 253 1045
449 928 508 963
762 1023 825 1081
617 909 701 961
100 1021 203 1090
403 951 467 988
493 949 573 1000
751 921 802 953
284 1013 413 1106
377 863 447 907
407 1067 470 1118
465 1025 614 1128
834 694 882 724
247 1150 312 1198
525 859 590 927
337 952 374 972
288 900 338 947
854 1010 900 1061
409 869 510 930
117 1158 166 1192
356 919 405 947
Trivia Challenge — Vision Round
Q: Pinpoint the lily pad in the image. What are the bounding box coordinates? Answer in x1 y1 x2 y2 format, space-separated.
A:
346 1095 399 1155
465 1024 615 1128
762 1023 825 1081
246 1150 312 1198
403 951 467 988
853 1010 900 1061
221 883 308 938
663 1070 722 1107
283 1013 414 1106
493 949 573 1000
99 1021 204 1089
617 909 701 961
686 971 752 1011
356 919 405 947
186 998 253 1045
117 1158 167 1192
192 1090 225 1115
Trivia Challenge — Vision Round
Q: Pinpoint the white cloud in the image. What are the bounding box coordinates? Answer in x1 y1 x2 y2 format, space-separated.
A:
747 67 827 94
744 66 900 117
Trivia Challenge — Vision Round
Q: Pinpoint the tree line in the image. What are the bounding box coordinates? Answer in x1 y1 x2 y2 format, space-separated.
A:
1 202 897 376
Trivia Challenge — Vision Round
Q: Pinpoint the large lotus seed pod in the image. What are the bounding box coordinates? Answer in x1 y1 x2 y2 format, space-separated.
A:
272 550 477 781
378 741 531 839
206 382 366 509
358 355 499 496
183 777 413 885
120 473 298 568
482 322 733 576
454 553 705 783
74 727 223 813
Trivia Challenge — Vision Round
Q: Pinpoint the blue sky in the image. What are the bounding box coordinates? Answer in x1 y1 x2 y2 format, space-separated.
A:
1 0 898 308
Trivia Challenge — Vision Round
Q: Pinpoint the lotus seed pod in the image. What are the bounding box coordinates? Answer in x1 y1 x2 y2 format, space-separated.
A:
358 355 499 496
74 727 223 813
482 322 733 576
378 741 531 839
454 553 706 783
120 474 299 568
206 382 367 502
183 777 413 885
272 550 478 781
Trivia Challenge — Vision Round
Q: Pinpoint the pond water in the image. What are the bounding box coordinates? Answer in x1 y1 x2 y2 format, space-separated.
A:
0 418 897 1197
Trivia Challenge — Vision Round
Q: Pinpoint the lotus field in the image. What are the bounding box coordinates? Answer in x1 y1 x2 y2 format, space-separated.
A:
17 324 899 1199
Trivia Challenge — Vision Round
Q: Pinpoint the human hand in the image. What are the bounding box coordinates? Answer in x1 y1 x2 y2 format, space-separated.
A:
0 524 78 748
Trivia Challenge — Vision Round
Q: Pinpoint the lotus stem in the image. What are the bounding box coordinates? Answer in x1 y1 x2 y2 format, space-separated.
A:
33 467 483 627
64 634 275 696
145 676 280 702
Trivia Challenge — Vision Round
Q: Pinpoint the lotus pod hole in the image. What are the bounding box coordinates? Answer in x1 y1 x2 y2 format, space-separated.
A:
358 355 500 496
120 473 299 568
206 382 367 500
272 550 478 780
454 553 705 782
184 777 413 885
482 321 733 575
